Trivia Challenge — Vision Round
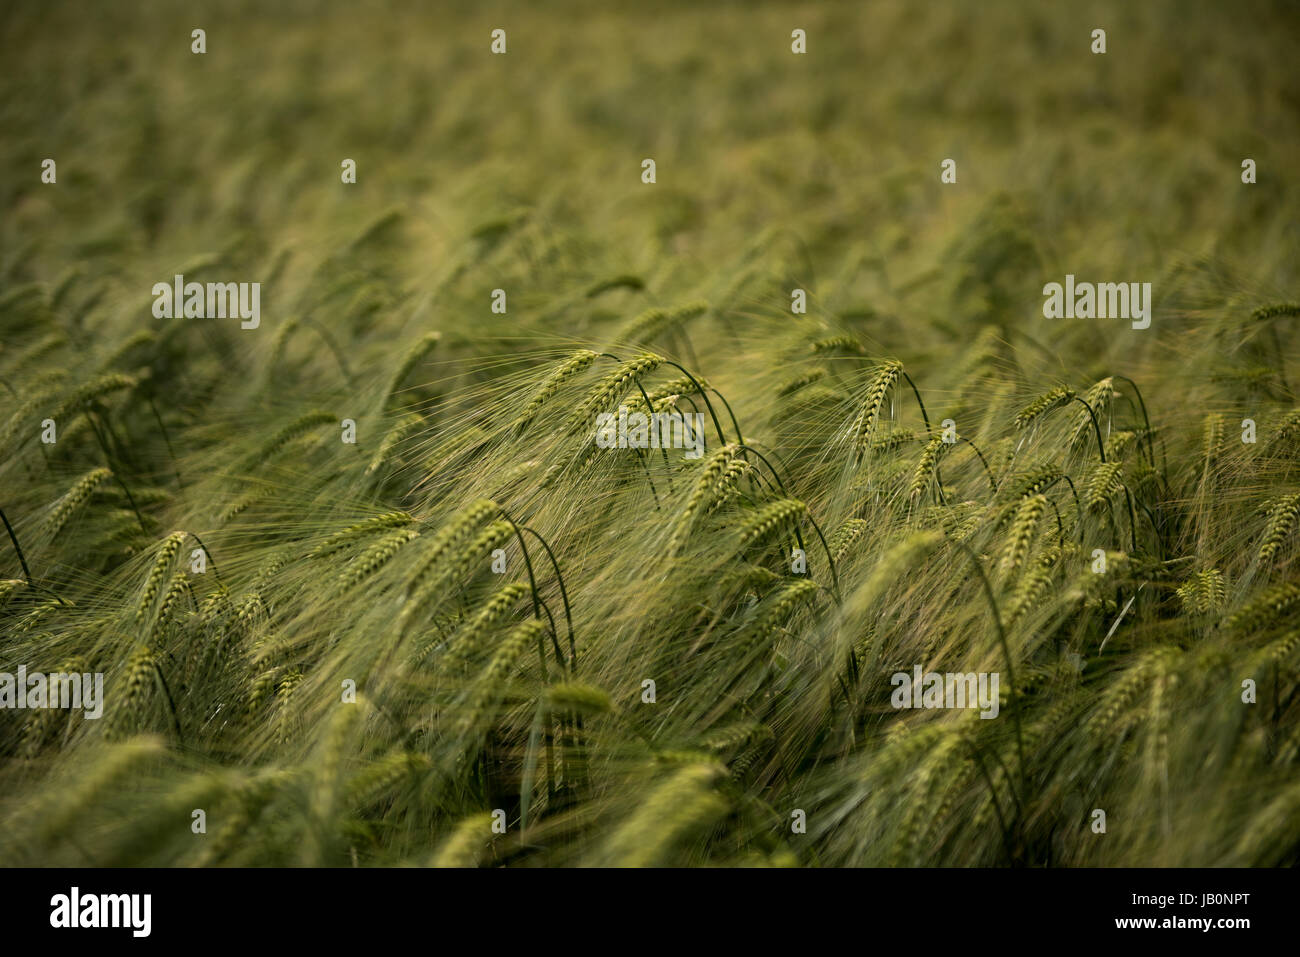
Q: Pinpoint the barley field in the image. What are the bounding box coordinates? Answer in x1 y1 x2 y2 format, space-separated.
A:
1 0 1299 867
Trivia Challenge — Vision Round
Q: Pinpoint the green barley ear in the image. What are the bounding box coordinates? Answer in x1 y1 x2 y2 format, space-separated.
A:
15 599 62 636
191 769 293 866
1231 778 1300 866
567 352 663 429
456 618 546 739
1251 302 1300 321
776 369 826 396
1072 377 1115 445
1014 386 1074 429
36 737 165 846
669 443 740 554
1083 648 1174 740
907 435 945 502
407 499 497 571
197 582 229 625
852 359 903 448
1225 581 1300 633
428 581 532 664
723 562 782 594
869 428 919 453
512 349 599 431
0 578 25 606
106 647 158 741
221 488 271 524
1177 568 1226 615
266 316 301 375
1258 491 1300 562
430 812 495 868
134 531 186 624
546 681 614 716
48 372 139 422
384 332 441 407
922 499 985 542
399 515 513 631
811 335 864 355
1201 413 1225 472
250 410 336 462
621 300 708 344
366 413 424 474
1005 546 1063 624
1271 408 1300 447
740 578 819 644
585 274 645 297
596 763 727 867
303 706 362 861
706 456 752 515
235 593 269 640
737 499 806 548
148 571 190 640
333 527 420 592
17 332 69 370
627 374 710 412
946 323 1004 386
999 494 1046 579
827 518 869 561
702 721 772 757
890 729 965 866
305 511 414 561
21 654 87 758
345 751 432 810
1250 631 1300 673
998 464 1062 502
244 666 281 726
44 466 112 537
275 670 303 745
1105 429 1138 459
1083 461 1123 511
